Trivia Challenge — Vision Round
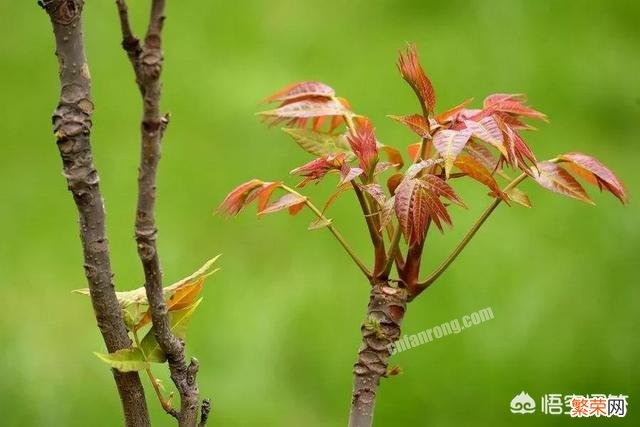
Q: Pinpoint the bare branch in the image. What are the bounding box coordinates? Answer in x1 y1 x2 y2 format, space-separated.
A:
114 0 205 424
39 1 150 425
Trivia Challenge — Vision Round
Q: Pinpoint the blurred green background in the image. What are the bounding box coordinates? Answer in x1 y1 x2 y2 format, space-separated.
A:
1 1 638 426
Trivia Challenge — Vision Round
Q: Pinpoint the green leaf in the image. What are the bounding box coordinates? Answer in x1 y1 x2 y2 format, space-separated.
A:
94 348 148 372
140 298 203 363
282 128 352 158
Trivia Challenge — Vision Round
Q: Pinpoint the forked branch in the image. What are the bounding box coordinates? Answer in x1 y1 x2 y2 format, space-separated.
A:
40 1 150 425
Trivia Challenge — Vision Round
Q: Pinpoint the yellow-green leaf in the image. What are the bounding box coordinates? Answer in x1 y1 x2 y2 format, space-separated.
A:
282 128 352 158
140 298 203 363
94 348 148 372
73 256 220 308
506 187 532 208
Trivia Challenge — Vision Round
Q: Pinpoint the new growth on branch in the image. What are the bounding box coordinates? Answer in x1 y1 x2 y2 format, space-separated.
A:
219 44 627 427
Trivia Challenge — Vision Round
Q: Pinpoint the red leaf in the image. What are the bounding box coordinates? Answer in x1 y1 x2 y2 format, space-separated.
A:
407 142 422 162
347 120 378 175
559 152 628 203
435 98 473 123
387 173 403 195
379 196 395 231
421 174 466 207
218 179 264 216
259 193 308 215
259 98 349 128
397 44 436 114
288 201 306 216
463 140 499 173
483 93 527 108
404 158 442 180
338 163 364 186
394 178 451 243
494 116 537 168
245 181 281 212
262 81 335 103
483 93 548 122
290 153 345 187
454 155 503 197
361 183 386 206
532 161 594 205
464 117 504 152
388 114 431 138
378 145 404 169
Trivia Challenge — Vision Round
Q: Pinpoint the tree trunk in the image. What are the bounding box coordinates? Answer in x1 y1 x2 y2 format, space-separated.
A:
349 284 407 427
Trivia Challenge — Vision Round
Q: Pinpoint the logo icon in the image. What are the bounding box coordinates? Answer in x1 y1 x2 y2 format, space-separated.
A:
510 391 536 414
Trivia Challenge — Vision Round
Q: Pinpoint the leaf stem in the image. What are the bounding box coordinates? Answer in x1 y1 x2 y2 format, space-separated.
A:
280 185 372 279
133 329 178 419
414 173 528 293
381 225 402 278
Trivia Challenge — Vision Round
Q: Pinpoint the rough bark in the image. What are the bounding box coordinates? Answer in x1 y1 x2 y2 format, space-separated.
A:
40 1 150 426
115 1 204 424
349 284 408 427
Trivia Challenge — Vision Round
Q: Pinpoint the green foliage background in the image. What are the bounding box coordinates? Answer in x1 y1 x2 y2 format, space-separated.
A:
0 1 638 426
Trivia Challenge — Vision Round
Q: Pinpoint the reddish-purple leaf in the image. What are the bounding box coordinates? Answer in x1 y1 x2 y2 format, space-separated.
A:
394 179 427 242
435 98 473 123
338 164 364 186
374 161 394 175
347 120 378 175
397 44 436 114
361 183 386 206
259 193 308 215
218 179 265 216
379 196 395 231
532 161 594 205
262 81 335 104
464 117 504 152
394 178 452 243
421 183 452 233
432 128 472 177
290 153 345 187
404 158 442 180
483 93 548 122
559 152 628 203
421 174 466 207
259 98 348 128
483 93 527 108
388 114 431 138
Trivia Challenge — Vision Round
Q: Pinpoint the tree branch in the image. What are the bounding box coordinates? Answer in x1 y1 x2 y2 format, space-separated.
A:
114 0 204 424
40 1 150 425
